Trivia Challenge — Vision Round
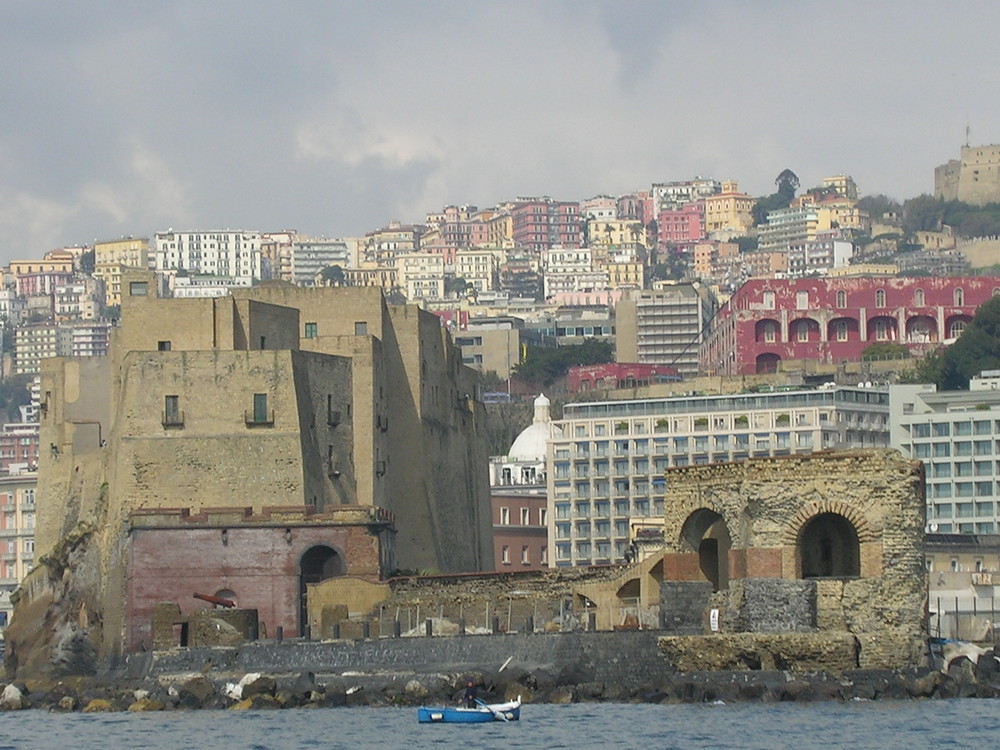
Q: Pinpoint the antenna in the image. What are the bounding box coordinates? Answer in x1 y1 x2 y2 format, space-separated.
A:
965 119 970 148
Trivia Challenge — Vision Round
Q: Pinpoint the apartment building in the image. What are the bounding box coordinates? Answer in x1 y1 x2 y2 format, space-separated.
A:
397 252 445 301
0 472 36 631
890 373 1000 535
154 230 262 279
290 238 352 286
94 237 149 268
547 386 890 567
511 198 583 252
615 284 716 377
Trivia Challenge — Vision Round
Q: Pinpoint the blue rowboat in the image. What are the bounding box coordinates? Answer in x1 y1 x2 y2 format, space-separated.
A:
417 697 521 723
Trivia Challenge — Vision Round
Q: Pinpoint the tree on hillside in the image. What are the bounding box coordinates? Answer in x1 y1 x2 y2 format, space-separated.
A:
911 295 1000 389
319 265 346 286
858 194 902 221
775 169 799 200
513 338 613 387
752 169 799 226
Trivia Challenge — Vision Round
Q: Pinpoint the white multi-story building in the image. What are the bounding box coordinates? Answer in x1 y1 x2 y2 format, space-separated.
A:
54 279 102 321
890 373 1000 535
547 386 890 567
614 284 716 378
0 472 36 633
57 322 112 358
455 249 500 294
14 324 58 375
397 252 444 301
172 276 254 298
154 230 262 279
290 239 352 286
786 231 854 277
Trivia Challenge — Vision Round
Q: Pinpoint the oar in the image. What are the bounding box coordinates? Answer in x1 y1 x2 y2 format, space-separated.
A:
476 697 508 722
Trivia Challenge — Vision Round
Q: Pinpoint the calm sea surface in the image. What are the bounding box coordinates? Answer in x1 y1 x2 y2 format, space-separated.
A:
0 699 997 750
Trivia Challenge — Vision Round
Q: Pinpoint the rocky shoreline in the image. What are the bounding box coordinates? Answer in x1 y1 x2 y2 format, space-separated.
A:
2 648 1000 712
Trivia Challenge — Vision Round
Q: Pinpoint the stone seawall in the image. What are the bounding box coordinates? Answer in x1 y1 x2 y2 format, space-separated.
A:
143 631 668 689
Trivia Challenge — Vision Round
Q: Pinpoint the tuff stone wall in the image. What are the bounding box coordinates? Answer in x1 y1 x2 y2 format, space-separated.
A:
658 450 928 670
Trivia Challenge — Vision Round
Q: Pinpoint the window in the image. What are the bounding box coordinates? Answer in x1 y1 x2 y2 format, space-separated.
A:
520 508 530 525
796 290 808 309
955 288 965 306
764 322 776 343
538 508 548 526
501 545 510 564
304 322 318 338
835 321 848 341
157 340 171 351
500 507 510 525
836 290 847 308
875 289 886 307
129 281 148 296
950 320 967 338
914 288 925 306
797 320 810 342
874 320 888 341
521 546 530 564
354 321 368 336
163 395 182 427
763 291 775 309
247 392 272 426
540 546 547 564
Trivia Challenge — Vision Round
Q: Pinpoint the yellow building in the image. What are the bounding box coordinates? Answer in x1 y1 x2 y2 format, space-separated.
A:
94 237 149 268
607 261 644 290
703 181 755 238
587 219 646 248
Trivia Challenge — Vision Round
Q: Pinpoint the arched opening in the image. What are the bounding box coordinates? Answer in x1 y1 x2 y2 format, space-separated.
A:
299 545 345 635
680 509 731 592
755 353 781 374
798 512 860 578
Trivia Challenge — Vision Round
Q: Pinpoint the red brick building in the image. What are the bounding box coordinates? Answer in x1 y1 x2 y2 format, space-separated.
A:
126 505 394 651
702 276 1000 376
566 362 682 392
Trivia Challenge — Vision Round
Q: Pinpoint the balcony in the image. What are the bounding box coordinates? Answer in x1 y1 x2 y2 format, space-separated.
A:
244 410 275 427
161 410 185 429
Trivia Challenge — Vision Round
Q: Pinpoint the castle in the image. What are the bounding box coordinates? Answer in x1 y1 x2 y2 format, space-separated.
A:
10 273 492 667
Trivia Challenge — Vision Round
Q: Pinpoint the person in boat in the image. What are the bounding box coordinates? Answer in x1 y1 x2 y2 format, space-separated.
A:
463 680 478 708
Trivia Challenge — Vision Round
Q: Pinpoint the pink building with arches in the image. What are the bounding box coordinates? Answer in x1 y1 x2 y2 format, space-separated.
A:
703 276 1000 376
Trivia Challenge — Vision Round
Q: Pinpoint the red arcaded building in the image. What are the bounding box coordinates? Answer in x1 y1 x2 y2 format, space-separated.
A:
702 276 1000 376
566 362 682 392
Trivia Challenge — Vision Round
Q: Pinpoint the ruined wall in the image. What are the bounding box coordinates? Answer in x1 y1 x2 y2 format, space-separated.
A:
659 450 927 669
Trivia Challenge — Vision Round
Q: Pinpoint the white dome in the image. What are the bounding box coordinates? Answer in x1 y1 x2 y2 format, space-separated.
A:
507 393 561 461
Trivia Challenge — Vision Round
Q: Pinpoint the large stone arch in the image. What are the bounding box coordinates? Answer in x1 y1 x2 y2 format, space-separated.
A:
783 500 876 579
679 508 732 592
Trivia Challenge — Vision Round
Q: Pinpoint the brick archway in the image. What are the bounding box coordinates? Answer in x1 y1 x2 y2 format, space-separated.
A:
782 500 875 546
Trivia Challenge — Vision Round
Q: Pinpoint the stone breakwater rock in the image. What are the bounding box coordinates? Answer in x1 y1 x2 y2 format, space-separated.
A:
6 657 1000 711
1 683 29 710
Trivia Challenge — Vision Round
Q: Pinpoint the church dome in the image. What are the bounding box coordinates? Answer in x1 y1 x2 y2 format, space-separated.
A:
507 393 562 461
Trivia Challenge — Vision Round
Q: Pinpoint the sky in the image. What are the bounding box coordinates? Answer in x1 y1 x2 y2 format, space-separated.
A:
2 0 999 263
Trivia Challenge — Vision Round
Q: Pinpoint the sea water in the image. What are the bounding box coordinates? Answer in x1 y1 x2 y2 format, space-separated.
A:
0 699 996 750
